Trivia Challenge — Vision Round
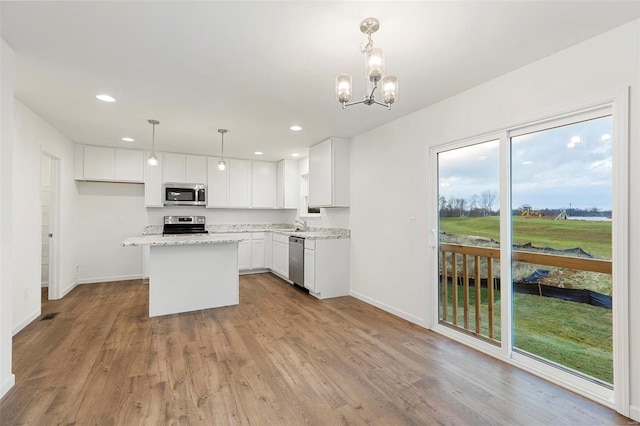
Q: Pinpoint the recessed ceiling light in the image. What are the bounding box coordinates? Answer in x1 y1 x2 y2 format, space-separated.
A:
96 94 116 102
254 151 263 155
122 137 134 142
289 125 302 131
291 153 300 157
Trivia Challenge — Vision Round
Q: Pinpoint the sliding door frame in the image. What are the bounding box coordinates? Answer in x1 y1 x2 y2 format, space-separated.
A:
428 88 629 415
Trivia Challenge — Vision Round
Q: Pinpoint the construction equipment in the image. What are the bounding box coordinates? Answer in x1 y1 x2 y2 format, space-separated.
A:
521 205 543 217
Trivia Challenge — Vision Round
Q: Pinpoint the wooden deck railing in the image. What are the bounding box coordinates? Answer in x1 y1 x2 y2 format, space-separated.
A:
439 243 612 343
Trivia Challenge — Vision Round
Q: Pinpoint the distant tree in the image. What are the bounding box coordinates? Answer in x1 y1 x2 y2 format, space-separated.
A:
456 198 467 217
480 190 498 216
469 194 483 217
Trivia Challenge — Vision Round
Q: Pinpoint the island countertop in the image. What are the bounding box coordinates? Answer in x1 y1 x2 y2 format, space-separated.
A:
122 234 247 247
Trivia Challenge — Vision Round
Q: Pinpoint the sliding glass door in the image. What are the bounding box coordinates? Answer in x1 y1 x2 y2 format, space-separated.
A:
437 138 501 343
510 113 613 385
432 97 627 408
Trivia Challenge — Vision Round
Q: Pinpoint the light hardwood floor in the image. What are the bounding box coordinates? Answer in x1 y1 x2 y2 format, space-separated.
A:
1 274 630 425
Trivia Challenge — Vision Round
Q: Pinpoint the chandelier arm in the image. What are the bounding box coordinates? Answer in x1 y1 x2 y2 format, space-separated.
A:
372 99 392 110
342 99 366 108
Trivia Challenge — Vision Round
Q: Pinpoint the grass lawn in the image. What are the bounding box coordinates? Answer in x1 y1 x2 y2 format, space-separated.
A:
440 216 611 259
441 285 613 383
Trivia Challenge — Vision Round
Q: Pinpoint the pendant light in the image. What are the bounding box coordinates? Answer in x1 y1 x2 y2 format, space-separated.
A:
335 17 398 110
148 119 159 166
218 129 228 171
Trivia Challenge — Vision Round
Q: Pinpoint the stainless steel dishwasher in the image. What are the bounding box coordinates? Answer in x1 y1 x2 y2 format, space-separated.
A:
289 236 305 286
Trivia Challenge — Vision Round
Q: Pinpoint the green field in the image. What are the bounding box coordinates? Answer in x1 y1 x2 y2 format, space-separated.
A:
440 216 612 258
439 215 613 384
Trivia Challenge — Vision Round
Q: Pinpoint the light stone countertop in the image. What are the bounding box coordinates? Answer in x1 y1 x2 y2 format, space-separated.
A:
141 223 350 240
122 234 247 247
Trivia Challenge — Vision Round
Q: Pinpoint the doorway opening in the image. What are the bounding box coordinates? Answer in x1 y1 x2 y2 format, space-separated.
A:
40 153 60 302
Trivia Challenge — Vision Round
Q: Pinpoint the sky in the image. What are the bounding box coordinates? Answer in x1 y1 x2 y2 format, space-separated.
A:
438 115 612 211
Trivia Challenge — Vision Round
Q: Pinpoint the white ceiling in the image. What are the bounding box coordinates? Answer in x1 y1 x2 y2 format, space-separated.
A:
2 1 638 161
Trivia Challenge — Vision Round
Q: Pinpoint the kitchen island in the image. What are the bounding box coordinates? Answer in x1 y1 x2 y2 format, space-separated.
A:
122 234 246 317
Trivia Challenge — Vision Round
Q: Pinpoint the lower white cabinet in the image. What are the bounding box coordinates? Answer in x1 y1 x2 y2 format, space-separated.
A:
302 238 350 299
264 232 272 269
271 234 289 279
303 247 316 292
238 236 251 271
251 232 265 269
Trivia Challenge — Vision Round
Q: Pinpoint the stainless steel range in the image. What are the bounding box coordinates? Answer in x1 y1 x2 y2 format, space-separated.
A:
163 216 206 235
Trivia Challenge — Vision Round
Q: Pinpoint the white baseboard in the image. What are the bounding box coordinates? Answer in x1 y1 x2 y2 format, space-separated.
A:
0 373 15 399
58 279 79 299
629 405 640 422
240 269 270 275
12 309 40 336
77 274 142 285
349 290 426 327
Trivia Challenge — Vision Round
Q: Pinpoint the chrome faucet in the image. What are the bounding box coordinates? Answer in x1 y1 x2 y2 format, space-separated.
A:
295 219 307 231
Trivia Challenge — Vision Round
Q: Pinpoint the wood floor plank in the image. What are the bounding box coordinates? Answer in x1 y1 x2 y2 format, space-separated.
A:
0 274 631 425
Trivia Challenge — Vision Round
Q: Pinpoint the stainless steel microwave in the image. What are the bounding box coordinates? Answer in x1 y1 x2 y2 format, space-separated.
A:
163 183 206 206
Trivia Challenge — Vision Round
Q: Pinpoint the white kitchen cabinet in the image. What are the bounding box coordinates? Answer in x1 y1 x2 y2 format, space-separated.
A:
264 232 273 269
83 145 115 181
251 161 275 208
229 159 251 208
75 144 144 183
163 153 186 183
163 153 207 184
207 158 251 208
144 151 163 207
186 155 207 183
238 234 251 271
115 149 144 182
271 233 289 279
276 159 299 209
207 157 229 207
308 137 350 208
303 247 316 292
251 232 265 269
303 238 350 299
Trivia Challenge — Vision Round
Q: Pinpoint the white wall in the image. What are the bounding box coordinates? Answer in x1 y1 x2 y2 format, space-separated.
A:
12 100 79 333
349 20 639 416
0 38 16 399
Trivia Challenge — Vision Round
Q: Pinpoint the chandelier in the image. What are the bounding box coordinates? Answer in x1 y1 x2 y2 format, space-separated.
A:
335 18 399 110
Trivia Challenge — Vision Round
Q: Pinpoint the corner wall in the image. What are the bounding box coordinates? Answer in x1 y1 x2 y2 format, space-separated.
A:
0 38 16 399
349 20 639 417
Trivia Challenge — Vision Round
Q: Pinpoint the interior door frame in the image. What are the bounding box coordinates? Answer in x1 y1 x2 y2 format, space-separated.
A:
41 152 61 300
428 88 630 415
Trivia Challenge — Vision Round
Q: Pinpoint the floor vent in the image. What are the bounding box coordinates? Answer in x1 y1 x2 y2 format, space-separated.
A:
40 312 59 321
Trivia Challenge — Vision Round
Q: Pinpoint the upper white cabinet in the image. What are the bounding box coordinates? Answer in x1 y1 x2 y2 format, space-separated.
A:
163 153 207 184
206 158 251 208
163 153 185 183
115 149 144 182
75 144 144 183
251 161 275 208
206 157 229 208
229 159 251 208
276 159 299 209
308 137 350 208
186 155 207 183
144 152 163 207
